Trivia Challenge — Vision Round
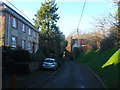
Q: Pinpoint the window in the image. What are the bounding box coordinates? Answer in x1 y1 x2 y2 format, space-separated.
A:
36 33 38 39
12 17 17 28
28 28 31 35
22 40 25 49
11 37 16 48
34 32 38 39
22 24 25 32
28 41 31 51
35 44 38 53
34 31 36 38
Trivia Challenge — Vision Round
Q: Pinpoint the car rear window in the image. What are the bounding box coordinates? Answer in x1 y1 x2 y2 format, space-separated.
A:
45 60 54 63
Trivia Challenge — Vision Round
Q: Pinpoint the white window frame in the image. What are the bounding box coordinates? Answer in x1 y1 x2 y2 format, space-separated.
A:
22 40 25 49
36 33 38 39
34 31 36 38
28 28 31 35
22 24 25 32
11 37 16 48
28 41 31 51
12 17 17 28
35 44 38 53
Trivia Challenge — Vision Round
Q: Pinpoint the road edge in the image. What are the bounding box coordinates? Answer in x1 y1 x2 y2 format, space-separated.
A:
84 64 107 88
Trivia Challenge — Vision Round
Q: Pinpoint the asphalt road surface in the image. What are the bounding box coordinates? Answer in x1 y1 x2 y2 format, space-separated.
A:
31 60 105 88
3 60 105 88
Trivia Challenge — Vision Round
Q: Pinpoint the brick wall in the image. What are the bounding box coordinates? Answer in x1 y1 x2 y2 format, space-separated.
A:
0 15 5 46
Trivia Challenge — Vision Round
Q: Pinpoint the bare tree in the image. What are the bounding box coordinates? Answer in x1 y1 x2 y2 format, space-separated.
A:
91 13 116 38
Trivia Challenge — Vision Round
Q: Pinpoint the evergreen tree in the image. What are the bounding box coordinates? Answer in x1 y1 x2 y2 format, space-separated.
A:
34 0 66 58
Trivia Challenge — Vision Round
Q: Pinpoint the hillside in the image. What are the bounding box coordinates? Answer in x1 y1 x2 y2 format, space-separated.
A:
77 48 119 88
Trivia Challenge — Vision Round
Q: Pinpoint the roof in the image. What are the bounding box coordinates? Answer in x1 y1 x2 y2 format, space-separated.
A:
0 1 39 33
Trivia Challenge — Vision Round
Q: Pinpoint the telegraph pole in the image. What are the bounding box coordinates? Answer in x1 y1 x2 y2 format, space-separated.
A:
77 28 80 47
76 0 86 48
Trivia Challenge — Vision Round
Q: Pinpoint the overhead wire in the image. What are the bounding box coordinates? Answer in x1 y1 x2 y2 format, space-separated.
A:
77 0 86 32
67 0 87 49
76 0 86 47
77 0 86 47
67 0 86 39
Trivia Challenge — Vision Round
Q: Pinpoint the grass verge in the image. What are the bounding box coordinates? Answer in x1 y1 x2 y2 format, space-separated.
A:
77 48 119 88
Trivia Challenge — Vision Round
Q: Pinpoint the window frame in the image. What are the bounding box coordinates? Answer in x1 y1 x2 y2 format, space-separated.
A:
33 31 36 38
12 17 17 28
28 41 31 51
22 40 25 49
22 24 25 32
11 36 17 48
28 28 31 36
35 44 38 53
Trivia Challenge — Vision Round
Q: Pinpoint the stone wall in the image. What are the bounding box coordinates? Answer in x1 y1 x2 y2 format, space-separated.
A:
16 62 41 74
28 62 41 72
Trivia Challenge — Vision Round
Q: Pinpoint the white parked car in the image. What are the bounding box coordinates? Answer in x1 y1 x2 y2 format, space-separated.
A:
42 58 58 70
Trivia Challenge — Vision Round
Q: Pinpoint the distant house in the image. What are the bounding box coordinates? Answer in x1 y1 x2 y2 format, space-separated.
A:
72 40 79 51
71 39 88 51
66 37 72 52
66 36 88 52
0 2 39 53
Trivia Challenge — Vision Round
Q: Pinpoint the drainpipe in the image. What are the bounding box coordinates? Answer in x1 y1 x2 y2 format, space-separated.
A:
7 12 13 46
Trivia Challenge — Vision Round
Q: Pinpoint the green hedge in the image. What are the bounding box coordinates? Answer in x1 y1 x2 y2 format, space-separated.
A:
2 46 31 75
12 49 31 62
16 64 30 75
2 46 31 62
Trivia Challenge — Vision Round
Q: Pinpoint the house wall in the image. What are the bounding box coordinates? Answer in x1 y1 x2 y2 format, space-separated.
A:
0 3 39 53
0 12 5 46
66 37 72 52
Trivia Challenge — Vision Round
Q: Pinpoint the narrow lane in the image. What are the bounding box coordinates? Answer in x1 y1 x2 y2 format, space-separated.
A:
34 60 105 88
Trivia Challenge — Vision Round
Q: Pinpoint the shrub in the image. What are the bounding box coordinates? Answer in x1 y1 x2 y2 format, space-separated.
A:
2 46 32 75
12 49 31 62
2 46 31 62
100 38 114 52
16 64 30 75
34 48 45 61
73 47 80 59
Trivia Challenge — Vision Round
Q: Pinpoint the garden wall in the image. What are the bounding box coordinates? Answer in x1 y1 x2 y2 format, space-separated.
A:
16 62 41 75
